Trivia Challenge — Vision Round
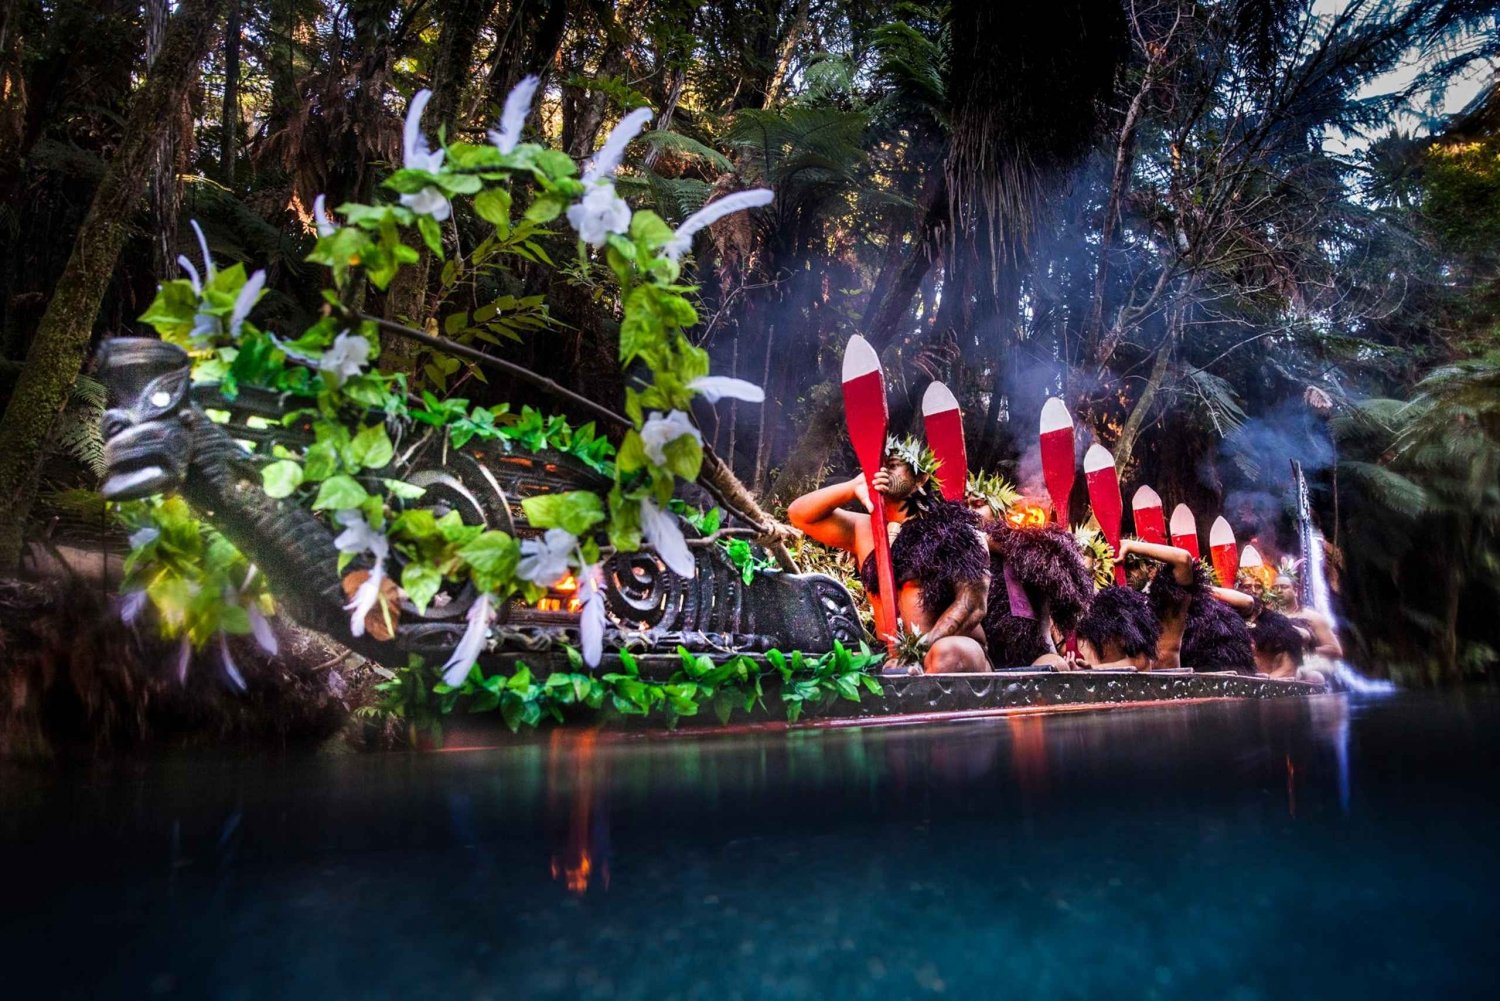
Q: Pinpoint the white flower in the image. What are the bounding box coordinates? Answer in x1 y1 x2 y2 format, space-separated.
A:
335 509 389 562
312 194 337 237
227 269 266 339
402 88 445 174
688 376 765 404
566 181 632 247
518 527 578 587
577 563 606 668
219 632 247 692
442 592 494 686
663 189 774 260
319 332 371 387
128 526 160 550
335 510 389 639
640 497 695 578
639 409 702 465
582 107 653 184
400 185 451 222
488 75 539 155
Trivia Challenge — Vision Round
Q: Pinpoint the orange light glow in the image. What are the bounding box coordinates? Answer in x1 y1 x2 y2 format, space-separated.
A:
534 573 583 613
1006 502 1049 528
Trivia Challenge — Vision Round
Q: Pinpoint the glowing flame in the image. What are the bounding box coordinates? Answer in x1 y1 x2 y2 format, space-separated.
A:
1006 502 1049 528
550 851 595 894
534 573 583 613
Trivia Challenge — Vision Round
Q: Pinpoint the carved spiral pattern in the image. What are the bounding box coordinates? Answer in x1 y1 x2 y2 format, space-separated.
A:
601 551 684 632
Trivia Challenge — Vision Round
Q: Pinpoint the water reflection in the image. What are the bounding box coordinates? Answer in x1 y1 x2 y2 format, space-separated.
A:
546 730 610 895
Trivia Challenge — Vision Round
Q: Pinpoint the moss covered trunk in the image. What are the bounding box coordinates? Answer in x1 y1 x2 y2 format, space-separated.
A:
0 0 223 570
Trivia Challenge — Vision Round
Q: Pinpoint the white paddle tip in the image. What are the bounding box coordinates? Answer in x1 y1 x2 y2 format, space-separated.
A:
1240 543 1263 568
1209 515 1235 546
1040 397 1072 434
842 335 879 382
1169 503 1196 536
1083 443 1115 474
921 381 959 415
1132 484 1162 509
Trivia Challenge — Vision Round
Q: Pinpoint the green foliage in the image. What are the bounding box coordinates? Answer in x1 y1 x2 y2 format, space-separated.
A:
378 641 886 734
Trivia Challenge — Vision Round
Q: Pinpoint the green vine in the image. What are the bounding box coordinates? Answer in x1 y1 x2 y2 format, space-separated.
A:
369 641 887 737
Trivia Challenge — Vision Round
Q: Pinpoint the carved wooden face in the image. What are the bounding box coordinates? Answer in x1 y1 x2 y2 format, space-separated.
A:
95 338 194 500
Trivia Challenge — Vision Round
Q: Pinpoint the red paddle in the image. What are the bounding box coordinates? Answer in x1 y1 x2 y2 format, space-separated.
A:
1209 516 1239 588
1131 485 1167 545
1169 504 1200 560
921 381 967 502
1039 398 1076 524
1084 444 1126 585
842 335 899 641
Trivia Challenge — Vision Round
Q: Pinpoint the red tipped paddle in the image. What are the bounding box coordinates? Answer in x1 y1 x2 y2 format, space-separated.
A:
842 335 899 640
1084 444 1126 585
1169 504 1200 560
1039 397 1076 524
921 381 967 502
1209 516 1239 588
1131 485 1167 545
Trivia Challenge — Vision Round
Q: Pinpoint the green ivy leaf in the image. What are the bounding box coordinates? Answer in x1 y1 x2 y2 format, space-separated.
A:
381 478 426 500
458 530 519 591
401 562 442 614
348 424 394 470
473 188 513 230
521 491 605 535
661 432 703 481
312 475 369 511
261 460 304 499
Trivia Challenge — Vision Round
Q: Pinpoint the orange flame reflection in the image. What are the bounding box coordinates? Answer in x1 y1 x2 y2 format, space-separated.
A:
1006 502 1049 529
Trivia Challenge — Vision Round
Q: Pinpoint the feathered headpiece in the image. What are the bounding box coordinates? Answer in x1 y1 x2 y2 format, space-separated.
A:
966 470 1021 515
1072 523 1117 590
1275 555 1303 584
885 434 941 478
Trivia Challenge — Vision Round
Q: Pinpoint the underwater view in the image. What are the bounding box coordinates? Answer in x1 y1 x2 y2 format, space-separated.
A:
4 692 1497 999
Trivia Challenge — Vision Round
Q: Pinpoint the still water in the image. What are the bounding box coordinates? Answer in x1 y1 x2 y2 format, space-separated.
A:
2 693 1497 999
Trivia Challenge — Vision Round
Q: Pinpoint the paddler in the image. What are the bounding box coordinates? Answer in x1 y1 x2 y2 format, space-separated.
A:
1267 559 1343 660
1118 537 1256 673
787 436 991 674
1072 586 1160 671
967 472 1093 668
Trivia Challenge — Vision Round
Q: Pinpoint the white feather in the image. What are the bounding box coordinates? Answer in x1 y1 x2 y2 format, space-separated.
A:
228 269 265 337
688 376 765 403
578 564 606 668
489 75 539 154
442 593 494 686
640 498 695 578
190 219 215 281
248 605 278 656
583 107 653 183
663 189 773 260
219 632 247 692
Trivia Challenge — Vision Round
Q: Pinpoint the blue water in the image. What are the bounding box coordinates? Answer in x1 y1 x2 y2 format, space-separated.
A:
2 693 1497 999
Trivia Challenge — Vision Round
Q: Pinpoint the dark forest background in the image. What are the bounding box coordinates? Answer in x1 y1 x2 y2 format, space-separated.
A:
1 0 1498 684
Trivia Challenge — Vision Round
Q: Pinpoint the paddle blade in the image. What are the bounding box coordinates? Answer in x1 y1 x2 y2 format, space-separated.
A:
1084 444 1125 584
921 381 967 501
1209 516 1238 587
1131 485 1166 544
841 335 888 474
1240 543 1263 570
841 335 898 640
1039 397 1076 523
1169 504 1200 560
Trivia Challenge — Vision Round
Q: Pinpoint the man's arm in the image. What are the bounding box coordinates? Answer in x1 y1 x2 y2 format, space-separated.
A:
924 577 988 645
1119 538 1195 585
1302 610 1343 659
786 476 869 553
1210 586 1256 617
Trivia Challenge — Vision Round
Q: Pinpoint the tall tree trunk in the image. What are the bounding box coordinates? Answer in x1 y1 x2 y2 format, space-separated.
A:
219 0 239 186
0 0 223 570
145 0 180 281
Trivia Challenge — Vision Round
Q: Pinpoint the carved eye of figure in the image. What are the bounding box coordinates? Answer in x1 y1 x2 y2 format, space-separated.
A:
138 369 189 417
